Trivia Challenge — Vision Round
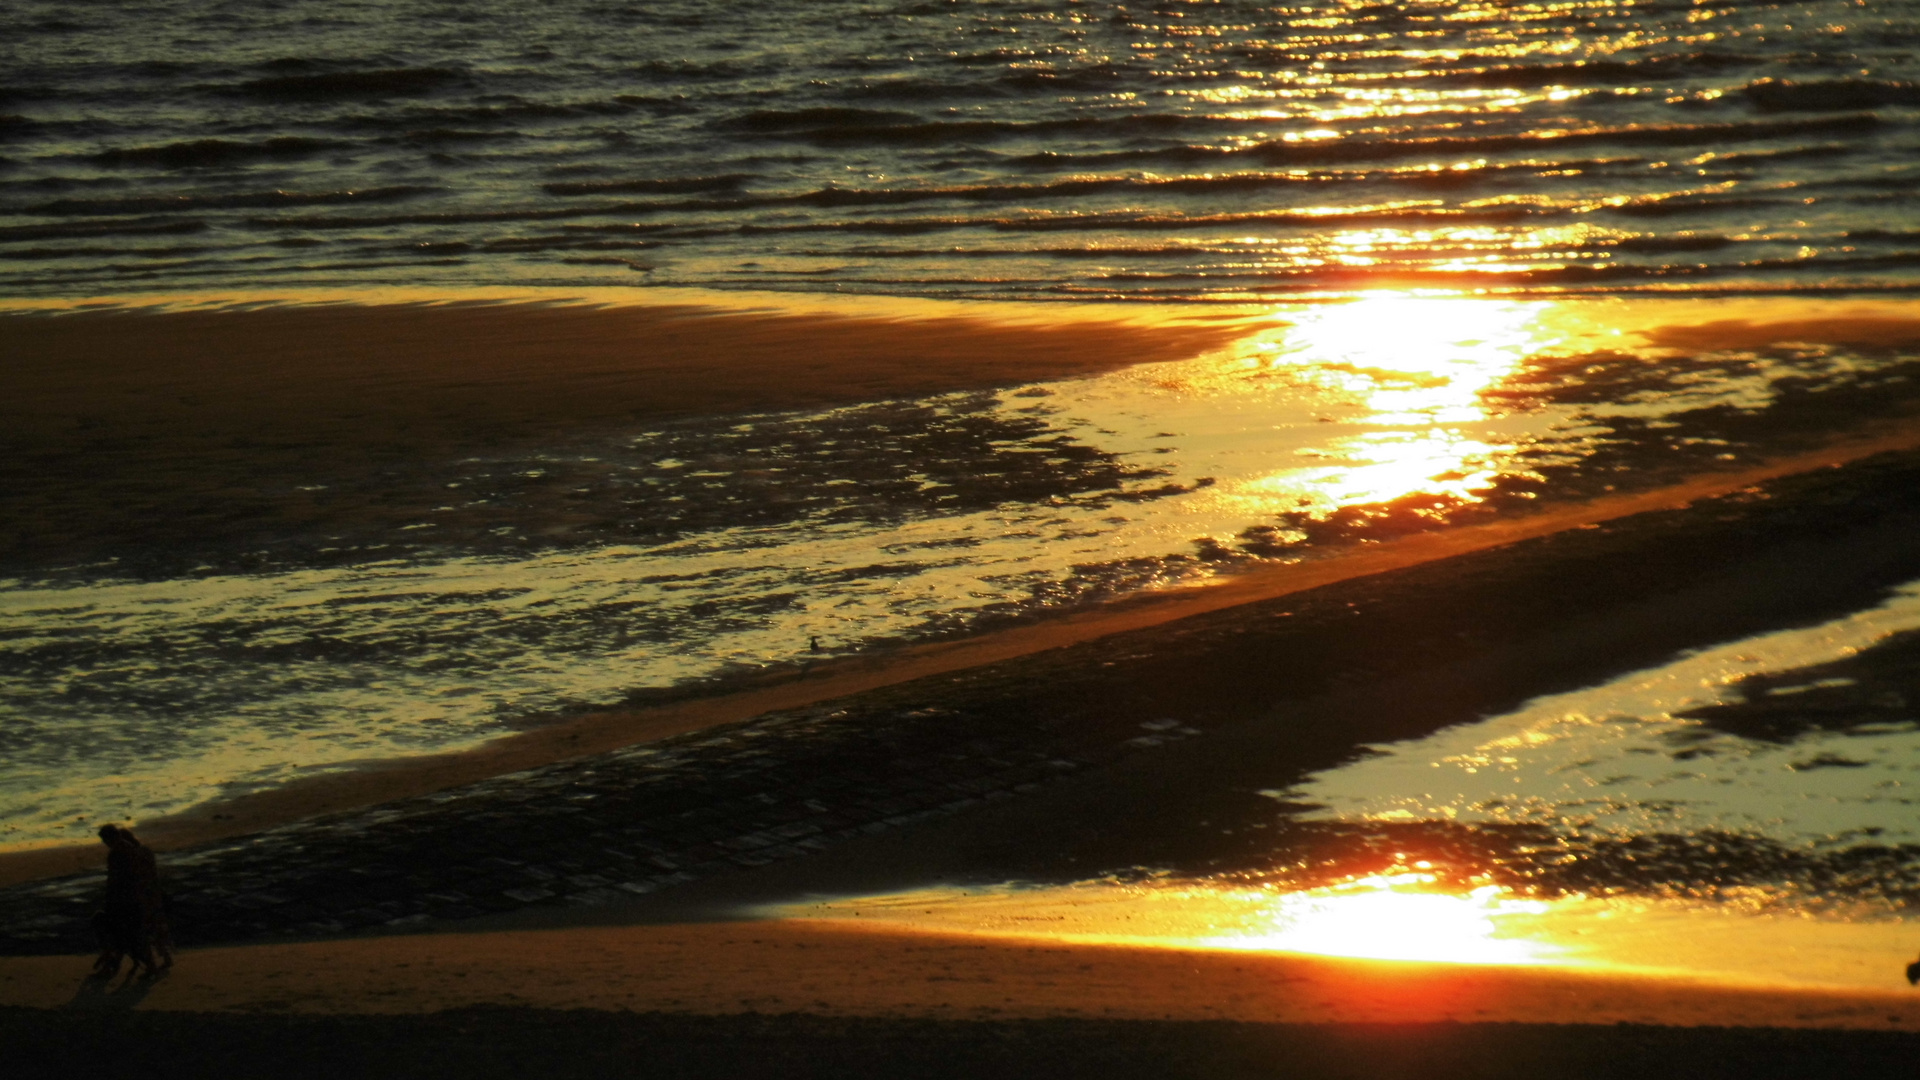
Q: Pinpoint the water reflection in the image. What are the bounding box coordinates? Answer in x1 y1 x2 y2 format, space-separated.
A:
1154 293 1567 529
1203 870 1559 966
779 875 1919 989
6 293 1920 845
1288 581 1920 845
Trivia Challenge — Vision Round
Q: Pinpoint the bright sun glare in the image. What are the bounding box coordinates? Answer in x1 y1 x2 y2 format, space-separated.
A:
1212 871 1561 966
1225 293 1557 517
1277 294 1546 418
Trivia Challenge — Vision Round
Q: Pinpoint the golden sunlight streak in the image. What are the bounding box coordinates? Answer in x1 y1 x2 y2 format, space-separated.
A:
1273 293 1547 408
1217 293 1555 515
1236 429 1507 515
1208 872 1560 965
779 872 1920 989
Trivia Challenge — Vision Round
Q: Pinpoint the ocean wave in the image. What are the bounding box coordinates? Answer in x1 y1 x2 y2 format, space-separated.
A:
20 186 437 216
0 217 207 242
1738 251 1920 273
396 128 522 145
630 58 763 83
1401 51 1766 89
997 65 1132 91
90 136 345 168
244 207 593 229
716 107 924 134
340 99 647 132
1085 262 1728 287
478 235 656 253
1608 235 1738 253
1845 229 1920 242
1602 194 1795 218
838 75 999 100
224 66 465 101
1743 77 1920 112
542 174 752 196
583 164 1621 216
0 84 55 105
1011 114 1883 170
727 203 1550 238
0 243 208 261
717 108 1231 146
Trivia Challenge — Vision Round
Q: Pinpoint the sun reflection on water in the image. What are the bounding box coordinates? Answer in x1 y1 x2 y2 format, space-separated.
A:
1206 871 1561 966
1272 294 1549 417
1212 293 1558 518
780 874 1920 989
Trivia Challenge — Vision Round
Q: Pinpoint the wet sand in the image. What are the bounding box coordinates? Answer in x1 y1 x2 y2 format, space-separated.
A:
0 290 1244 569
4 918 1919 1026
6 921 1920 1079
9 433 1920 941
6 422 1920 892
10 293 1920 1075
6 290 1920 888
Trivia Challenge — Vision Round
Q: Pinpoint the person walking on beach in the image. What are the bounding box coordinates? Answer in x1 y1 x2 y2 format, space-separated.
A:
91 824 169 977
123 826 174 970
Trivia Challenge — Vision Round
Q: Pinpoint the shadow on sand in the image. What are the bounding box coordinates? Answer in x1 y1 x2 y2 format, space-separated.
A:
65 968 165 1012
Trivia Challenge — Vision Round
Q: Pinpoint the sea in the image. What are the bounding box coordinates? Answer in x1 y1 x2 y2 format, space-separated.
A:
3 0 1919 301
7 0 1920 960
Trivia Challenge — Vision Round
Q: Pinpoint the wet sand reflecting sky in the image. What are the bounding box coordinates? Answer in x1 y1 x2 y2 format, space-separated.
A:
5 292 1920 849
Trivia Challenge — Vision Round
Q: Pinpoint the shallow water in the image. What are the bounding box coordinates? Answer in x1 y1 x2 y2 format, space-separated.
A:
777 875 1920 990
1261 576 1920 914
6 294 1920 846
1290 580 1920 849
758 571 1920 985
2 0 1918 300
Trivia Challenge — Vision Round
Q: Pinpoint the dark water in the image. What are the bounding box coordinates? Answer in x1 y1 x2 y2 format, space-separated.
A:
3 0 1919 300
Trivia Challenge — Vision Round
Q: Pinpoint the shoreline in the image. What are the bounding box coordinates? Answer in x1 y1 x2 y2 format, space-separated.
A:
0 289 1248 573
4 288 1920 888
7 406 1920 1069
5 427 1920 889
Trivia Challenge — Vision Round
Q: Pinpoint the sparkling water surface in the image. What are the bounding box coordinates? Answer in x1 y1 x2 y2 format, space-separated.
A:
7 0 1920 932
2 0 1917 299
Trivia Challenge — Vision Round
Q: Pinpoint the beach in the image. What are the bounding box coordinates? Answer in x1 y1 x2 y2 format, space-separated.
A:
8 289 1920 866
7 291 1920 1075
11 0 1920 1072
7 920 1920 1079
0 291 1243 572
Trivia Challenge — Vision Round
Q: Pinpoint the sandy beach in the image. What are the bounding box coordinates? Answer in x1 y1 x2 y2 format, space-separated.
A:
6 919 1920 1077
13 0 1920 1071
0 291 1243 570
7 291 1920 888
8 292 1920 1076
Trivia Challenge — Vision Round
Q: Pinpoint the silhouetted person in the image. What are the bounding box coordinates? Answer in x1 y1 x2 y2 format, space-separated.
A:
91 825 161 977
810 636 821 653
123 826 173 969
